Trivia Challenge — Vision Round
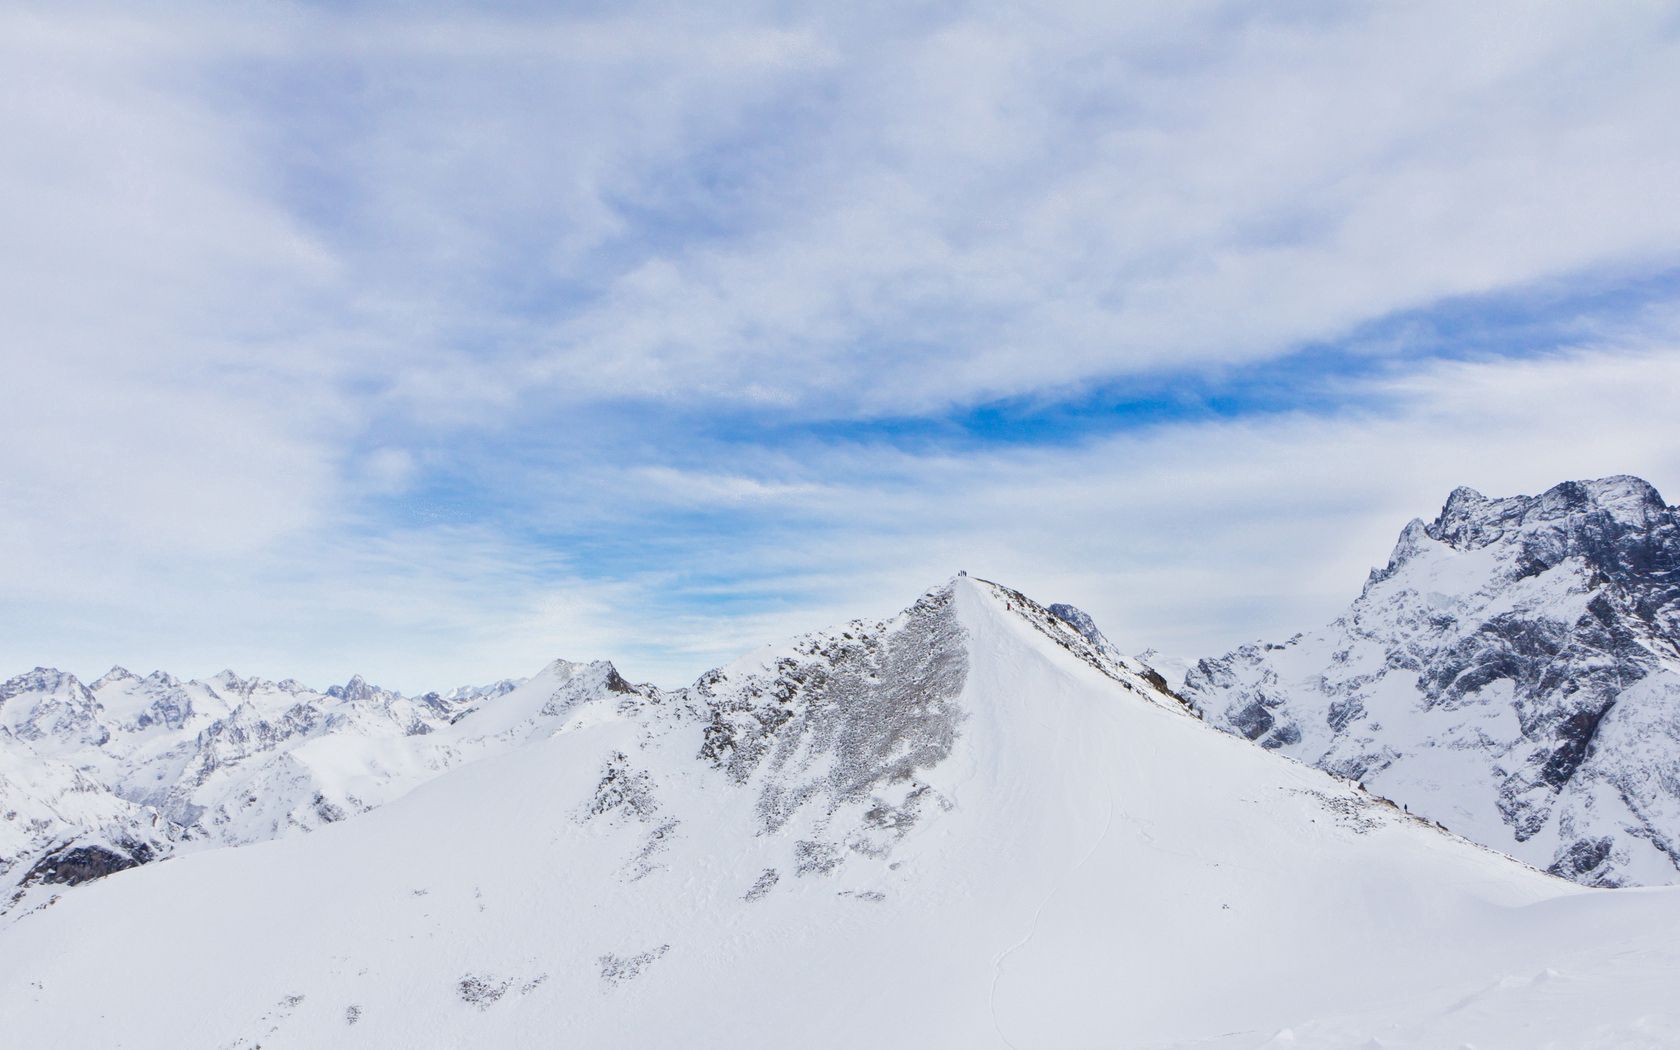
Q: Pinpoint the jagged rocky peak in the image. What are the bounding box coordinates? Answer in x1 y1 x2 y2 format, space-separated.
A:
1047 603 1106 645
0 667 91 702
0 669 107 750
1182 473 1680 887
205 669 253 698
1370 475 1679 593
1425 474 1673 551
328 674 390 703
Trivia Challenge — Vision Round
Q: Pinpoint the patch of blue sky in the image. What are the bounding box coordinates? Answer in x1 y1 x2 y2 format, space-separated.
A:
722 262 1680 453
343 258 1680 604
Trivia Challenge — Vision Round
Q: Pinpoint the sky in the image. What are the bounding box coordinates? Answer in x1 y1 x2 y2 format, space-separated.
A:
4 1 1680 693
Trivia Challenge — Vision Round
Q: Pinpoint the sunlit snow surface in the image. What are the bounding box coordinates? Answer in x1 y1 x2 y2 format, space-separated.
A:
2 578 1679 1048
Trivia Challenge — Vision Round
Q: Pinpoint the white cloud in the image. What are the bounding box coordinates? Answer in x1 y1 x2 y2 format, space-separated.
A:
521 2 1680 413
3 3 1679 691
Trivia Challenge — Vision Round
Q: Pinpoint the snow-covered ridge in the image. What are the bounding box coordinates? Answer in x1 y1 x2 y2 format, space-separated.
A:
6 574 1680 1048
1179 474 1680 886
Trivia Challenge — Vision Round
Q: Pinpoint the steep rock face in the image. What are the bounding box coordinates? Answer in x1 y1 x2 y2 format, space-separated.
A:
1181 475 1680 886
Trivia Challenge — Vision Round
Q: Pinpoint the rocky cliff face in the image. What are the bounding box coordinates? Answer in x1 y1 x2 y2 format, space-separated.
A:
1180 475 1680 886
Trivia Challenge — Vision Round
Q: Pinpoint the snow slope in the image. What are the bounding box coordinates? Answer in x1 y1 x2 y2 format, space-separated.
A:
3 577 1678 1049
1182 476 1680 887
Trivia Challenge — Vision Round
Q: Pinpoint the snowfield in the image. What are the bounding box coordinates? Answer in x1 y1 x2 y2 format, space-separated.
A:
3 577 1679 1048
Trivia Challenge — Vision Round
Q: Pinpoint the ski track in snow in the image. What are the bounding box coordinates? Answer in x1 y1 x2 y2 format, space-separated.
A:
988 793 1116 1049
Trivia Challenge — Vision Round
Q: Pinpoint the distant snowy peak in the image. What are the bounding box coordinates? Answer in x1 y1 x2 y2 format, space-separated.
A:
1048 601 1187 699
90 665 137 690
0 668 107 752
1182 475 1680 887
1046 602 1109 647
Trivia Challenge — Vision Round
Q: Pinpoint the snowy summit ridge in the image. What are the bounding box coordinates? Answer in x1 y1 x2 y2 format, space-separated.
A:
1181 475 1680 886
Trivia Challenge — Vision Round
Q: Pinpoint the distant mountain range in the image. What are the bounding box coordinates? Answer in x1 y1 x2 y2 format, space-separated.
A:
0 657 584 914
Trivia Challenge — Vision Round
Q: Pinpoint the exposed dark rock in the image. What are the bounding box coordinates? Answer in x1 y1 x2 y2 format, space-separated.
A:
597 945 669 986
742 868 779 902
1549 836 1617 884
23 840 156 887
1540 703 1615 790
691 585 968 835
458 974 510 1008
1230 701 1276 741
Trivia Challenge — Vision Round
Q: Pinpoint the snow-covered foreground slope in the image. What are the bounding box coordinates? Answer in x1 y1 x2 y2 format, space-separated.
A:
1181 476 1680 887
4 577 1679 1049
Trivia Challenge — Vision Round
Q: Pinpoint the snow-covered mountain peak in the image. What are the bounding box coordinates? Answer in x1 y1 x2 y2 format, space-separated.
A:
1041 595 1189 701
91 665 137 689
534 655 618 683
0 666 90 701
1185 474 1680 887
1368 517 1432 585
1426 474 1673 552
1046 601 1106 644
326 674 401 705
0 668 107 753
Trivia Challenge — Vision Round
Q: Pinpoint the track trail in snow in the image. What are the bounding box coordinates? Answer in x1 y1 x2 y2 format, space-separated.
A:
988 793 1115 1049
